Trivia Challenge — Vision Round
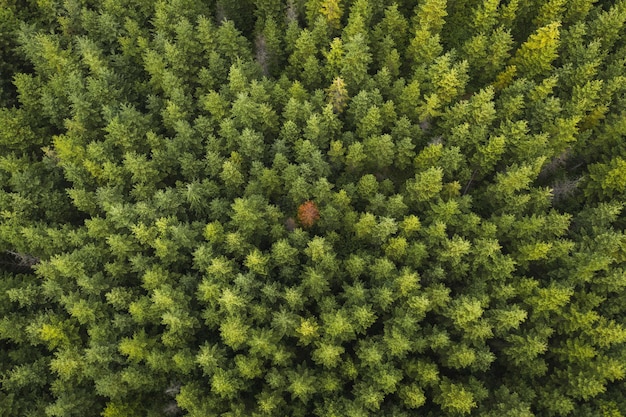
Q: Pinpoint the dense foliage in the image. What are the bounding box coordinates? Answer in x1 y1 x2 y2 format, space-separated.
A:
2 0 626 416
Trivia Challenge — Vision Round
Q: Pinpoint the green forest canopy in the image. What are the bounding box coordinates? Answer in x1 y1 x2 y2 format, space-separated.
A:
2 0 626 416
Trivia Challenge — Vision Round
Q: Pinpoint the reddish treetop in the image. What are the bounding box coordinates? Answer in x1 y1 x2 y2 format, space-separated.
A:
297 201 320 228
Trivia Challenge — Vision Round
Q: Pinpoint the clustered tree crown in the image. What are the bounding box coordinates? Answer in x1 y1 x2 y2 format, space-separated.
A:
1 0 626 416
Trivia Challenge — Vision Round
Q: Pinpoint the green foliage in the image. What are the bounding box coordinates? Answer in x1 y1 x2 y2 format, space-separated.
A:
2 1 626 416
512 21 562 79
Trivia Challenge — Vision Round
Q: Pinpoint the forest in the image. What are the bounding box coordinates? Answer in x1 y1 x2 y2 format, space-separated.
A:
1 0 626 415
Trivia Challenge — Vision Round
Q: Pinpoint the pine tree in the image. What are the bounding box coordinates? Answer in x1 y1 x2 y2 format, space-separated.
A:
320 0 344 30
511 21 561 79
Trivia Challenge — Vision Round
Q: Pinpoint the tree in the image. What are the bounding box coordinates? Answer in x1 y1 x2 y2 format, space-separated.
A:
511 21 561 79
320 0 344 30
297 200 321 228
341 33 372 94
407 0 446 68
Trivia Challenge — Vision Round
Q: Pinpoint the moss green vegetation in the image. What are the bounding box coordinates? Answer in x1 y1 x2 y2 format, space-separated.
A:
2 0 626 416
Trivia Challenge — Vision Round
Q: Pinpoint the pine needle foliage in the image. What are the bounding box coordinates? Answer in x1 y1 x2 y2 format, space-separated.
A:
1 1 626 416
